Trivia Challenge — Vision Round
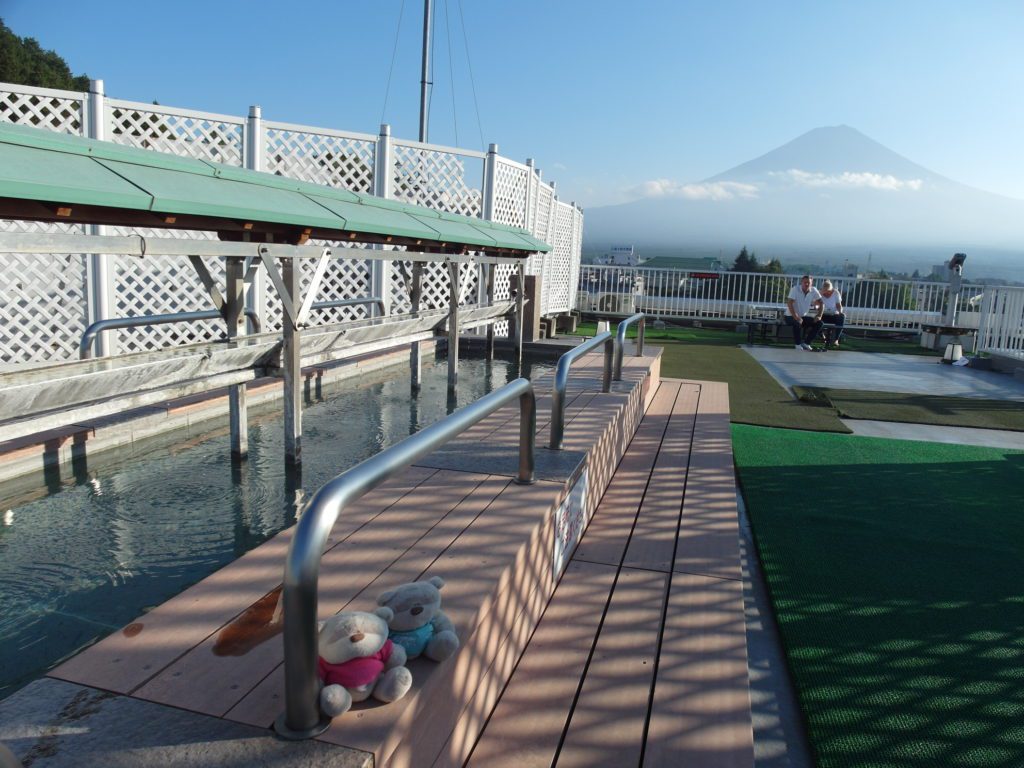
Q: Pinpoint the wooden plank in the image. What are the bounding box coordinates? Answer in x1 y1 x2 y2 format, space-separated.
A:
223 474 512 727
556 566 670 768
49 467 437 694
620 385 700 573
643 572 754 768
674 381 743 582
464 559 618 768
573 380 681 568
132 469 490 715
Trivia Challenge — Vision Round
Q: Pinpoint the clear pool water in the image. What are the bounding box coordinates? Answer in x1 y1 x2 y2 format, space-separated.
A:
0 351 552 700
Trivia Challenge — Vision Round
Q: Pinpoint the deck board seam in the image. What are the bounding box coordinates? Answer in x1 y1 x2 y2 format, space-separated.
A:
550 380 685 766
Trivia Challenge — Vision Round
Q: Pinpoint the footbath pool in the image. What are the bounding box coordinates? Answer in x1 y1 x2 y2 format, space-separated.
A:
0 350 553 700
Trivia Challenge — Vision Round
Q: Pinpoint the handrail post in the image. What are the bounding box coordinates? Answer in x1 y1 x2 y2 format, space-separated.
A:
79 309 262 359
274 378 536 740
549 331 613 451
613 313 646 381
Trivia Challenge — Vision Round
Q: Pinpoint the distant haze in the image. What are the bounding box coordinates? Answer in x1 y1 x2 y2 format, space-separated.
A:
583 126 1024 280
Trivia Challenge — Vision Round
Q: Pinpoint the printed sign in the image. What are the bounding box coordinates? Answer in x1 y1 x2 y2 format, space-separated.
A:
552 469 589 580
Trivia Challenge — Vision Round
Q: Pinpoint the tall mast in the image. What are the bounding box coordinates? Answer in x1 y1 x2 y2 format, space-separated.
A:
419 0 432 142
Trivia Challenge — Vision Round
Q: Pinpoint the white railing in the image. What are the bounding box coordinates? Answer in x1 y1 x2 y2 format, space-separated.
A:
577 264 990 333
979 286 1024 359
0 80 583 364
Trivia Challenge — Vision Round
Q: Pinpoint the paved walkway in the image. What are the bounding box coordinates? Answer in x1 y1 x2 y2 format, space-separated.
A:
744 348 1024 401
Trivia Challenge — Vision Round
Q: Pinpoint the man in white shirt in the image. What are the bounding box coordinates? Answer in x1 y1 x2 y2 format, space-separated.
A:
785 275 823 350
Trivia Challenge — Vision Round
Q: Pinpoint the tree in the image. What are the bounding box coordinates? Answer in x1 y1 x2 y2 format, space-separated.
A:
0 19 89 91
732 246 759 273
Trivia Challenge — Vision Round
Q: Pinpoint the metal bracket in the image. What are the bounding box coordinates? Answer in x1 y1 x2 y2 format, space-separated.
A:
260 246 301 330
295 248 332 327
188 255 226 312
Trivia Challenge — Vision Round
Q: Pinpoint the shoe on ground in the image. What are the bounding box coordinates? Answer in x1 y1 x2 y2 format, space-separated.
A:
800 343 812 350
795 344 805 350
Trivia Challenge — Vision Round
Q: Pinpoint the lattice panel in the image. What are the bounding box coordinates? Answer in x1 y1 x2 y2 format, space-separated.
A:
109 105 244 166
265 128 375 193
392 145 483 216
0 220 88 363
547 204 576 314
389 257 482 316
263 242 374 332
0 88 84 134
111 227 224 352
492 161 528 228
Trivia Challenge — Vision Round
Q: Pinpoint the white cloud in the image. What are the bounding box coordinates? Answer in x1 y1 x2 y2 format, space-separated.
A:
553 162 568 171
772 169 924 192
631 179 760 201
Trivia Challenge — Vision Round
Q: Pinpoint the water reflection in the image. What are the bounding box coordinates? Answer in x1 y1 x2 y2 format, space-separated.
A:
0 351 552 700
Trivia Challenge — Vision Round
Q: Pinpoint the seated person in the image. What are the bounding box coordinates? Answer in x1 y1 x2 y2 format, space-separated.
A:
785 275 823 350
819 280 845 347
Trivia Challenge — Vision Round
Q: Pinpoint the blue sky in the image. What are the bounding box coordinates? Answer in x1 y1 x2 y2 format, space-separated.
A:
4 0 1023 208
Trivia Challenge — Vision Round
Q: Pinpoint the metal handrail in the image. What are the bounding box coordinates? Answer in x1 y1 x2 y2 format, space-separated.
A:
549 331 613 450
613 313 646 381
79 309 261 359
310 296 386 317
274 377 537 740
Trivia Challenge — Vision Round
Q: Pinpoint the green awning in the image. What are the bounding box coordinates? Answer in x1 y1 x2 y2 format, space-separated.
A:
0 121 551 254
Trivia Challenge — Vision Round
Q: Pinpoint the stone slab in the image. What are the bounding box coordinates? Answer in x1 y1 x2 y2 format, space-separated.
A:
0 678 367 768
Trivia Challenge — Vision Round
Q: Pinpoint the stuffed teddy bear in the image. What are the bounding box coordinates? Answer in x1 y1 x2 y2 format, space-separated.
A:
317 606 413 718
377 576 459 662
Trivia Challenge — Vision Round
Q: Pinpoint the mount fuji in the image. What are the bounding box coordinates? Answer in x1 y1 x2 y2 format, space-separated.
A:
582 126 1024 263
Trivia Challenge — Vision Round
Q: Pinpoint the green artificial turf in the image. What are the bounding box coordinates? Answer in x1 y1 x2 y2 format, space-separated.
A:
575 322 850 432
733 424 1024 768
792 388 1024 433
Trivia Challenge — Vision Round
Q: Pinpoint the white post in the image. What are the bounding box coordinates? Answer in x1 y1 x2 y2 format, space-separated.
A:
244 105 266 334
85 79 115 357
477 144 499 313
373 124 393 317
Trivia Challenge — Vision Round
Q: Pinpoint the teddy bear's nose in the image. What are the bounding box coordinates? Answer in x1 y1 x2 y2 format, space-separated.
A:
411 606 423 616
350 632 365 643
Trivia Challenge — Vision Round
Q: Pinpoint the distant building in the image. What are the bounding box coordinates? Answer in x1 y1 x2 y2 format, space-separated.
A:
636 255 726 272
594 245 638 266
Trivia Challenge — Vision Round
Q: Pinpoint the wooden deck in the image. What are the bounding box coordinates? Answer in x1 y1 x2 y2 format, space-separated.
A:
48 350 753 767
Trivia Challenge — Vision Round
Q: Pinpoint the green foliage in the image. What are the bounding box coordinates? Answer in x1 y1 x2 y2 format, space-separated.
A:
0 18 89 91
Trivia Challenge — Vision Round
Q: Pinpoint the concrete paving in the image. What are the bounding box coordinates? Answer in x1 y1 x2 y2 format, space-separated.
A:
744 347 1024 402
841 419 1024 449
0 678 368 768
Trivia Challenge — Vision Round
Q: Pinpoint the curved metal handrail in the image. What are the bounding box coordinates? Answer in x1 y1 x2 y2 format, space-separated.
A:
549 331 613 450
310 296 386 317
79 309 261 359
613 312 646 381
275 377 537 739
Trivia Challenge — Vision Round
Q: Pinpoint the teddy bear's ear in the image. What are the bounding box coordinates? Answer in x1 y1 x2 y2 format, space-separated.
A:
377 590 395 606
375 606 395 622
428 576 445 590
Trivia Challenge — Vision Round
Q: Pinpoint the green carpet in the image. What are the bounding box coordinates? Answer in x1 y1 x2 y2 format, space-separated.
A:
733 424 1024 768
792 388 1024 432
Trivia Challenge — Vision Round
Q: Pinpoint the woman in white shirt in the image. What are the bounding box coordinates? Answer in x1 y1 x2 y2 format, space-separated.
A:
820 280 844 347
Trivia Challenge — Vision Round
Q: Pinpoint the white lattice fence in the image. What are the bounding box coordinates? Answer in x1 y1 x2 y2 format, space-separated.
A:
392 143 484 217
0 84 85 134
492 159 529 228
0 222 88 363
264 123 376 193
108 100 244 166
547 203 576 314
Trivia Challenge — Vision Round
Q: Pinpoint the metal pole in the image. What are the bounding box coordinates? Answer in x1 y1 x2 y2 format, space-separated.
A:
485 263 496 360
613 313 646 381
225 257 249 458
244 105 266 335
515 262 525 365
282 258 302 465
448 260 460 390
373 124 393 318
86 79 114 357
550 332 614 450
274 377 536 739
410 262 423 390
419 0 433 143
